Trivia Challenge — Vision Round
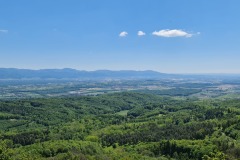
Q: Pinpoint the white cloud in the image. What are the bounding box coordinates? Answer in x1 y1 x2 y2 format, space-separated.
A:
119 31 128 37
152 29 192 38
0 29 8 33
138 31 146 36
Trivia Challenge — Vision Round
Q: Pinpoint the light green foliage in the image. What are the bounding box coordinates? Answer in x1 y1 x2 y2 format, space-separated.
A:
0 91 240 159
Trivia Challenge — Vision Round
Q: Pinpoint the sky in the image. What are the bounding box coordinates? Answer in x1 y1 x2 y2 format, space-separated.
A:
0 0 240 73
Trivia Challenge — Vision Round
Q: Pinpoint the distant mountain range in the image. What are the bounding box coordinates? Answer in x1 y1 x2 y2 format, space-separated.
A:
0 68 239 80
0 68 170 80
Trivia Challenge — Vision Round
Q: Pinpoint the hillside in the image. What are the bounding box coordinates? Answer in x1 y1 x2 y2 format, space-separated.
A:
0 92 240 159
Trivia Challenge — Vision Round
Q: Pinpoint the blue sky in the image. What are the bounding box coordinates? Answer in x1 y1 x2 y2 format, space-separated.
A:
0 0 240 73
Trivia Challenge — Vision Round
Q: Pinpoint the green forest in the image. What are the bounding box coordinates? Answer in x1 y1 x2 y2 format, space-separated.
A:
0 91 240 160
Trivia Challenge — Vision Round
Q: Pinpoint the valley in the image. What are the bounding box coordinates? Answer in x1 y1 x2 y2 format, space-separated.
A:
0 78 240 159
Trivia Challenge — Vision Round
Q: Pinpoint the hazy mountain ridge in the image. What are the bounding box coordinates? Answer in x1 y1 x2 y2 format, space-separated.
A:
0 68 169 79
1 68 240 80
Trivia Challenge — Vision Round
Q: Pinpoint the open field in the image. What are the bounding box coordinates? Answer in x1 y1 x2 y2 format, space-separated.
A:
1 78 240 100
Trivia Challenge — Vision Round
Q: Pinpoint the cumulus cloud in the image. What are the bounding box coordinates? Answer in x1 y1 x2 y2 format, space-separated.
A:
152 29 192 38
0 29 8 33
119 31 128 37
138 31 146 36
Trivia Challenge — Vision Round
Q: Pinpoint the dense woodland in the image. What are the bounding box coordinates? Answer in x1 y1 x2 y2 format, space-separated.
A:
0 91 240 159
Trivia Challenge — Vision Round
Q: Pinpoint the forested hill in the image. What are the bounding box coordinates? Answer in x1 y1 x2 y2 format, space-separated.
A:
1 92 240 159
0 68 169 79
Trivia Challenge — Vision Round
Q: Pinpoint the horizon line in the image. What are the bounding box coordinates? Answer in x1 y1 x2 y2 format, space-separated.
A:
1 67 240 75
